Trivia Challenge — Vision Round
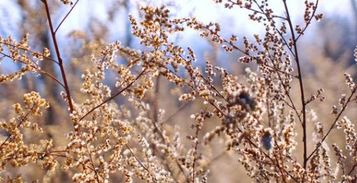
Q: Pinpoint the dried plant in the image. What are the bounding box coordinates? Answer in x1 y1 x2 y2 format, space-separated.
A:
0 0 356 182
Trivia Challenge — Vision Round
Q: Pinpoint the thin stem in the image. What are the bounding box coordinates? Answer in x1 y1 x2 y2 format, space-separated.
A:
251 0 296 57
162 102 191 124
275 28 296 58
151 75 180 180
142 69 188 182
282 0 307 169
79 69 146 121
0 105 34 150
273 154 288 183
0 52 65 89
295 0 320 42
152 75 160 133
274 133 290 183
204 151 226 169
179 55 225 99
37 69 66 89
0 41 59 64
191 122 200 183
306 87 357 162
224 40 297 78
129 123 178 183
347 163 356 177
264 45 302 125
125 144 157 183
54 0 80 34
149 75 189 182
229 0 287 20
208 100 299 182
43 0 74 113
159 63 299 182
88 147 101 183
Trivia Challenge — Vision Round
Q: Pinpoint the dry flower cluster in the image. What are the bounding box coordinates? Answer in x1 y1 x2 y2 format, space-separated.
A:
0 0 356 182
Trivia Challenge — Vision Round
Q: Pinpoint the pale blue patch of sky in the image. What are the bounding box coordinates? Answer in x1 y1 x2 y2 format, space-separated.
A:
0 0 354 72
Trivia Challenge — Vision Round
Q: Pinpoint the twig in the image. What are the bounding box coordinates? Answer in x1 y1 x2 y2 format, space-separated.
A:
144 70 189 182
251 0 296 57
191 121 201 183
0 105 34 150
204 151 226 169
158 58 300 182
152 75 161 133
0 41 59 64
282 0 308 169
54 0 80 34
162 102 191 124
264 45 303 125
347 163 356 177
295 0 320 42
228 0 287 20
43 0 74 113
88 146 101 183
0 51 65 89
79 69 146 121
306 87 357 162
125 144 157 183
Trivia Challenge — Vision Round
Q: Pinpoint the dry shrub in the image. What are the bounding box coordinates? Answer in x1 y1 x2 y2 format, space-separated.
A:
0 0 356 182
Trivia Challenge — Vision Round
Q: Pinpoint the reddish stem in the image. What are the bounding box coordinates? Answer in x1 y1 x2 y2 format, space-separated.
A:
43 0 74 113
282 0 307 169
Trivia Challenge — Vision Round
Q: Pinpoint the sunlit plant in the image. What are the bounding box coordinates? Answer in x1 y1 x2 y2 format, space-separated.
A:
0 0 356 182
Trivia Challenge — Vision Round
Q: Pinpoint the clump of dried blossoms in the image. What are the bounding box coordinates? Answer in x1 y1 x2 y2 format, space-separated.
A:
0 0 356 182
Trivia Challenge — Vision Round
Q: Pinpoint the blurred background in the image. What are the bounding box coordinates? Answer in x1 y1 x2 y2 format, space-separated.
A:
0 0 356 182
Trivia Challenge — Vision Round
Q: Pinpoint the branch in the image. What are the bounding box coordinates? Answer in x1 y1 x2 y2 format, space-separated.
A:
157 60 300 182
54 0 80 34
0 105 35 150
0 51 66 89
295 0 320 42
0 41 59 64
306 86 357 162
79 69 146 121
43 0 74 113
282 0 308 169
125 144 157 182
162 102 191 124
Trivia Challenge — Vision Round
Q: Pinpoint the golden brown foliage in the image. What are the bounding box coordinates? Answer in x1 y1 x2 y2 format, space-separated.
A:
0 0 356 182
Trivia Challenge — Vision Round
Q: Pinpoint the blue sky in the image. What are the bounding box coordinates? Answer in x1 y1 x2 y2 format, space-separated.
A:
0 0 355 72
63 0 353 37
0 0 353 41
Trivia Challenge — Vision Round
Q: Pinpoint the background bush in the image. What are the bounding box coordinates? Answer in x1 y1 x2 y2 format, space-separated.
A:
0 0 356 182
